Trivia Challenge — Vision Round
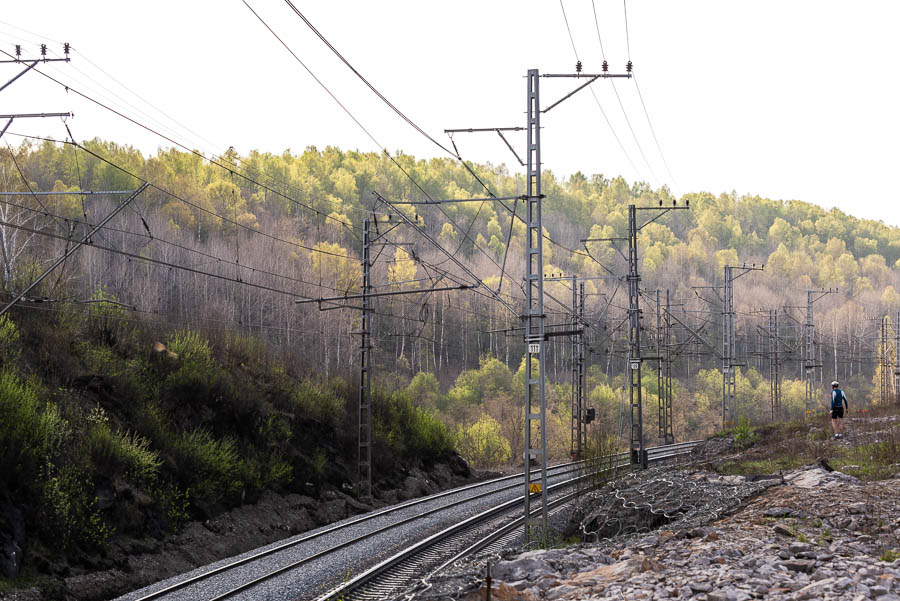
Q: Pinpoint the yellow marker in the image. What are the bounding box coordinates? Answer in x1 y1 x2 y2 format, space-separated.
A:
529 483 542 494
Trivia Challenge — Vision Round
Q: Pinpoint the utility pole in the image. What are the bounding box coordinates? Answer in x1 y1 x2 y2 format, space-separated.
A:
626 205 645 468
298 209 472 502
804 289 835 416
661 288 675 444
1 43 71 94
447 65 631 540
546 273 612 459
588 204 686 464
769 309 782 421
0 183 149 317
895 312 900 403
880 316 889 405
522 68 549 541
721 264 763 428
358 218 373 502
655 290 667 444
567 279 586 459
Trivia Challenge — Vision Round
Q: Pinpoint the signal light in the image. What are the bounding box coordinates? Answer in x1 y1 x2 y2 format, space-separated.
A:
585 407 595 424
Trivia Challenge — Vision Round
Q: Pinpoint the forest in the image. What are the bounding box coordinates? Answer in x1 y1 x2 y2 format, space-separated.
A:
2 137 900 472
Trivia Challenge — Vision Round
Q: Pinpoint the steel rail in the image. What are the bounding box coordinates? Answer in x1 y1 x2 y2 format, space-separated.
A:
317 441 701 601
205 464 587 601
130 460 584 601
315 472 595 601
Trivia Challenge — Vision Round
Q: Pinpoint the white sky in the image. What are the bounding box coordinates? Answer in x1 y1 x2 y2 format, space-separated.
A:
1 1 898 227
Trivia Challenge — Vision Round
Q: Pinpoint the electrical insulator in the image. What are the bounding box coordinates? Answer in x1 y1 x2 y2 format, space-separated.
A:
64 42 70 56
626 60 633 73
602 60 608 73
41 43 47 57
575 60 582 74
15 44 21 58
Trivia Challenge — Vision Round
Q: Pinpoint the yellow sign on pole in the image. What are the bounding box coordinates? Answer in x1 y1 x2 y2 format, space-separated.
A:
529 483 542 494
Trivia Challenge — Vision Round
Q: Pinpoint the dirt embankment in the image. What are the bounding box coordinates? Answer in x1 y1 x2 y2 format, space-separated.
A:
3 455 474 601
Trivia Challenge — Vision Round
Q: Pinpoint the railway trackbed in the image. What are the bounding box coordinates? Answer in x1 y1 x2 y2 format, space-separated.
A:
116 441 698 601
316 441 700 601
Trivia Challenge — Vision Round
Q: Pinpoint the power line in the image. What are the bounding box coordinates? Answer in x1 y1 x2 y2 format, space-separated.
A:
559 0 580 63
560 1 653 184
632 76 676 187
0 197 352 294
239 5 515 283
282 0 455 157
0 48 365 236
0 217 311 299
623 0 632 60
4 132 357 261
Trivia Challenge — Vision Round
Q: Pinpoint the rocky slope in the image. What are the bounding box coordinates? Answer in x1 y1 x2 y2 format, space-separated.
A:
409 427 900 601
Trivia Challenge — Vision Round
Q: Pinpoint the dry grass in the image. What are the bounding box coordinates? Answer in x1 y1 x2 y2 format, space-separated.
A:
715 409 900 481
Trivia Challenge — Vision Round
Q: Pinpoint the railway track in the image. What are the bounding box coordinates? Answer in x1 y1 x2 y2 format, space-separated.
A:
118 460 586 601
315 440 700 601
117 441 698 601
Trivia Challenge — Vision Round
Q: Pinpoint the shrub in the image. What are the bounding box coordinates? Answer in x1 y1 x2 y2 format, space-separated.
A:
733 416 758 448
38 462 111 551
86 287 127 344
225 332 267 369
0 370 71 492
172 429 243 511
292 381 346 426
0 315 21 367
167 330 213 368
455 414 511 468
376 392 455 460
86 416 161 483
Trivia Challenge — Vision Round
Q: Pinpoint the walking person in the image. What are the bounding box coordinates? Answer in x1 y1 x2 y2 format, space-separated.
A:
830 381 848 439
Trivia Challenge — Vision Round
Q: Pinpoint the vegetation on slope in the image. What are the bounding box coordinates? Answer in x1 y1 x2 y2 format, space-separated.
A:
2 139 900 473
0 304 453 576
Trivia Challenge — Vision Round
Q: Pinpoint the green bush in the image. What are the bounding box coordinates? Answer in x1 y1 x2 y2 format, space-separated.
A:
86 287 127 344
172 429 243 510
38 462 111 551
733 416 758 448
167 330 213 368
376 392 455 461
454 414 511 468
0 315 21 367
86 414 161 483
292 381 346 426
79 342 124 376
0 370 71 491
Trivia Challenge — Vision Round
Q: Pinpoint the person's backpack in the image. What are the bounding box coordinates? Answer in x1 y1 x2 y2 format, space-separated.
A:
831 389 845 409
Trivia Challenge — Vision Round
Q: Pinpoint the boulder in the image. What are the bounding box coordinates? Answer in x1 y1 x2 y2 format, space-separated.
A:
492 556 556 582
0 503 25 579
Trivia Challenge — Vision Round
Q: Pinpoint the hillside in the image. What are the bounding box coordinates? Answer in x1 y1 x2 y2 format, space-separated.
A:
0 307 466 596
2 140 898 446
2 139 900 593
